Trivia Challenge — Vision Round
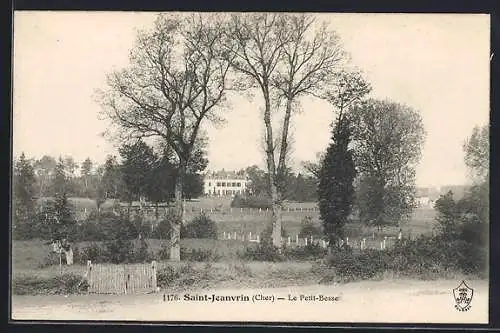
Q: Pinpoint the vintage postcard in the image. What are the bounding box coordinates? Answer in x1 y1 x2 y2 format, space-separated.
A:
11 11 490 324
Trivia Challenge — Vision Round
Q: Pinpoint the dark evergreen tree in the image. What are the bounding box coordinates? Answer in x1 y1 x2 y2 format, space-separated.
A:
13 153 37 239
317 118 357 247
40 158 75 241
80 158 93 197
118 140 158 205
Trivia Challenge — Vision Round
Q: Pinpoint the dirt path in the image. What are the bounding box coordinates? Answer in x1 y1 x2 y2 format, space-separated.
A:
12 279 488 324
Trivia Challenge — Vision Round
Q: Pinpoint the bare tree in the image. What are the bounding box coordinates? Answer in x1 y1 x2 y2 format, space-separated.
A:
97 13 234 260
225 13 347 247
323 70 371 131
302 70 371 181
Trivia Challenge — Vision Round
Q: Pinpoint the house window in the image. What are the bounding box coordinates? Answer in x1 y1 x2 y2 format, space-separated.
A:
222 182 226 187
216 182 221 187
237 182 241 187
208 182 211 187
232 182 236 187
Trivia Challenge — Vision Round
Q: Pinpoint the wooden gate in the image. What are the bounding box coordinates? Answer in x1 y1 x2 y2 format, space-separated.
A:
86 261 158 294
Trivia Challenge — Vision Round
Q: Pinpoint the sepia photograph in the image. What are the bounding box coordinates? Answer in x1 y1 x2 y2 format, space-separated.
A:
11 11 490 324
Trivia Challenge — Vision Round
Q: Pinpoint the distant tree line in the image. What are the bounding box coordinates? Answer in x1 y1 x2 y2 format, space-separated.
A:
12 139 207 241
231 165 318 208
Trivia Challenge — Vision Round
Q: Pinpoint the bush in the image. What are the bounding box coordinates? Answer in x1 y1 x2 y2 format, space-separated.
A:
77 243 108 264
152 217 173 240
157 243 171 260
230 194 272 209
284 243 327 261
74 211 139 242
326 247 389 283
104 238 135 264
298 216 322 239
133 238 154 263
12 273 88 295
180 247 221 262
181 213 218 239
37 252 59 268
156 263 207 289
157 265 180 288
238 242 285 262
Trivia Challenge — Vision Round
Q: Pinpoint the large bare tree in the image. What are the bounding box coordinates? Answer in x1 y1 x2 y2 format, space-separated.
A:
301 70 371 181
97 13 234 260
225 13 347 248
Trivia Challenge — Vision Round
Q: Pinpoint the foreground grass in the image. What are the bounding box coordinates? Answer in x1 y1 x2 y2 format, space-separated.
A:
12 258 482 296
11 260 324 295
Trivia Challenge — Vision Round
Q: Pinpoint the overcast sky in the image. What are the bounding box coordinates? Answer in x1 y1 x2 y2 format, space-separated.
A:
13 12 490 188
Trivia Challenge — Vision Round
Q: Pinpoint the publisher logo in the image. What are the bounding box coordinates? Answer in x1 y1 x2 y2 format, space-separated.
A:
453 280 473 312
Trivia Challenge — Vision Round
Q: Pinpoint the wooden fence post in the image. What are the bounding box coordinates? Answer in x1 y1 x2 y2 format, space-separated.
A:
249 232 252 241
87 260 92 293
287 236 291 246
346 237 349 246
151 260 158 292
223 231 226 240
256 235 260 243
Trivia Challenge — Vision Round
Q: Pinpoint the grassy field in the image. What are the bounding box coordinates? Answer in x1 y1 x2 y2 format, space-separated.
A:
11 238 248 274
202 206 437 240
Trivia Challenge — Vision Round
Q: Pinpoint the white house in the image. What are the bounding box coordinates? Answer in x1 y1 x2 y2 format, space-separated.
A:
203 170 250 197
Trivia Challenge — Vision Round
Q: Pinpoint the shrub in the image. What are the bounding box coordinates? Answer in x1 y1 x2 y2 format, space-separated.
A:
156 263 205 289
326 247 389 283
230 194 272 209
12 273 88 295
152 217 173 240
157 265 180 288
104 237 135 264
38 251 63 268
157 243 171 260
74 211 139 242
238 242 285 262
284 243 327 261
181 213 218 239
181 247 221 262
298 216 322 239
77 243 108 264
133 238 154 263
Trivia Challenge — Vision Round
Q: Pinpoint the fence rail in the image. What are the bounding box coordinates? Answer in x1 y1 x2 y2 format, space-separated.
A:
73 205 321 222
219 231 403 250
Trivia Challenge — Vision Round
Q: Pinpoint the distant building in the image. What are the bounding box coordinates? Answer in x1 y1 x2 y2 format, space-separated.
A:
415 185 469 208
415 186 440 208
203 170 250 197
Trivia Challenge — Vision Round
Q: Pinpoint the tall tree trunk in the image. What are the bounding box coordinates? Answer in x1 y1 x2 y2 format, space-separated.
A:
262 89 283 249
153 202 159 234
170 161 185 261
271 97 293 249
